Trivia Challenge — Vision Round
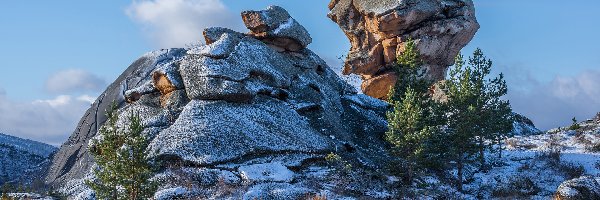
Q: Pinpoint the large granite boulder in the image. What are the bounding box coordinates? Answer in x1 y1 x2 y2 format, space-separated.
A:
328 0 479 99
46 6 393 199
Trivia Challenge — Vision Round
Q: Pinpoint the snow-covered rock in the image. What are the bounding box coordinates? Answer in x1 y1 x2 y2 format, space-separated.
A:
512 113 543 136
555 176 600 200
46 5 391 199
238 162 295 182
241 5 312 52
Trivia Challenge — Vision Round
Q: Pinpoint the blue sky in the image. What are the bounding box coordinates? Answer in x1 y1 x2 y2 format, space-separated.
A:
0 0 599 145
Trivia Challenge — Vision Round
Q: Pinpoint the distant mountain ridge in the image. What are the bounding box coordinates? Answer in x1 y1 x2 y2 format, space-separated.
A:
0 133 57 185
0 133 56 157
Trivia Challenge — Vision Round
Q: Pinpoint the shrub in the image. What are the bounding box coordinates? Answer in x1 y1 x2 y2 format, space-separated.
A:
586 142 600 152
569 117 581 131
492 176 540 198
544 134 563 163
1 193 9 200
505 138 537 150
325 153 352 173
560 163 585 179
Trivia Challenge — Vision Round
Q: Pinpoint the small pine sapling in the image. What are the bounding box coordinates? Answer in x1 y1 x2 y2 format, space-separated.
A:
85 102 158 200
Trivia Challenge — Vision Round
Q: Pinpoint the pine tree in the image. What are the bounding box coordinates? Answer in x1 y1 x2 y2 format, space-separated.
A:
86 102 158 200
0 183 10 196
389 38 431 102
569 117 581 130
445 49 513 191
386 87 432 183
385 38 447 184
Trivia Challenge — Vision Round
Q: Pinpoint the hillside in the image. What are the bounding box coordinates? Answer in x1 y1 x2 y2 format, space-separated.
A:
407 113 600 199
0 133 57 185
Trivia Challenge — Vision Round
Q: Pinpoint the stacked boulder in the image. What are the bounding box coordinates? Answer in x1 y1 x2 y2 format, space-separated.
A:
328 0 479 99
46 6 393 199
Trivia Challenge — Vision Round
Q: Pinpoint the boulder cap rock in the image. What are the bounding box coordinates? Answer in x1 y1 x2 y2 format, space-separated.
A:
328 0 479 99
242 5 312 51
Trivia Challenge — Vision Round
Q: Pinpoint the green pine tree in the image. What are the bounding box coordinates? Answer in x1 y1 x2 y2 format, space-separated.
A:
445 49 513 191
85 102 158 200
388 38 431 102
385 38 447 184
386 88 427 183
569 117 581 130
0 183 11 196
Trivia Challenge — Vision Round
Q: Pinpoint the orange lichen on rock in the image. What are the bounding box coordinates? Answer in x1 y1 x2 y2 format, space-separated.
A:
153 72 178 107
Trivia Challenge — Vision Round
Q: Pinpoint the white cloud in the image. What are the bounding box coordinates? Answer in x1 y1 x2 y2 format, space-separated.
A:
34 95 72 107
0 94 94 146
508 69 600 130
45 69 106 94
126 0 241 48
76 95 97 104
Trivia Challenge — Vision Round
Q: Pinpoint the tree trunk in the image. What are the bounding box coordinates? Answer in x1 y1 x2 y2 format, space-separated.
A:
498 137 503 159
478 137 485 167
457 155 463 192
408 164 413 185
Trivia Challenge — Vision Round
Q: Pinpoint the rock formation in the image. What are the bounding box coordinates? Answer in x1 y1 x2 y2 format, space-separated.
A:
555 176 600 200
46 6 394 199
328 0 479 99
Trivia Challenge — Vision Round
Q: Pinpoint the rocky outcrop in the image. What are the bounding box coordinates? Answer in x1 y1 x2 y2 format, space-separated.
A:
242 6 311 52
555 176 600 200
512 113 543 136
46 6 393 199
328 0 479 99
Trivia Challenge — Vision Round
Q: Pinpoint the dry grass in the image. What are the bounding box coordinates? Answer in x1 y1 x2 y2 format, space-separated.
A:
306 194 327 200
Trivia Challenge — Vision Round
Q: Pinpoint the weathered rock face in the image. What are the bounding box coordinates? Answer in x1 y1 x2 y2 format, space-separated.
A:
46 6 394 199
555 176 600 200
242 6 312 52
328 0 479 99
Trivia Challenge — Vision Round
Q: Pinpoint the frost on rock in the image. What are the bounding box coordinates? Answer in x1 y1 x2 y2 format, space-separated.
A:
147 98 331 165
238 162 295 182
512 113 543 136
187 33 241 59
243 183 312 200
49 5 392 199
154 187 190 200
555 176 600 200
242 5 312 51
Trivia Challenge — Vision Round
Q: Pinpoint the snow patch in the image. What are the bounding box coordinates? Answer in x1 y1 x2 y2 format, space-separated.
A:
273 18 294 34
154 187 189 200
238 162 295 182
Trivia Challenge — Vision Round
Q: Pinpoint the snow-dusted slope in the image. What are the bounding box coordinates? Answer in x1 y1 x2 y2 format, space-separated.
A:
0 133 56 157
0 133 57 185
417 113 600 199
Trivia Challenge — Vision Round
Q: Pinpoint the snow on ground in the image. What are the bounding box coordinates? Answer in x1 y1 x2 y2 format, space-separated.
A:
154 187 189 200
6 193 56 200
238 162 295 182
411 116 600 199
